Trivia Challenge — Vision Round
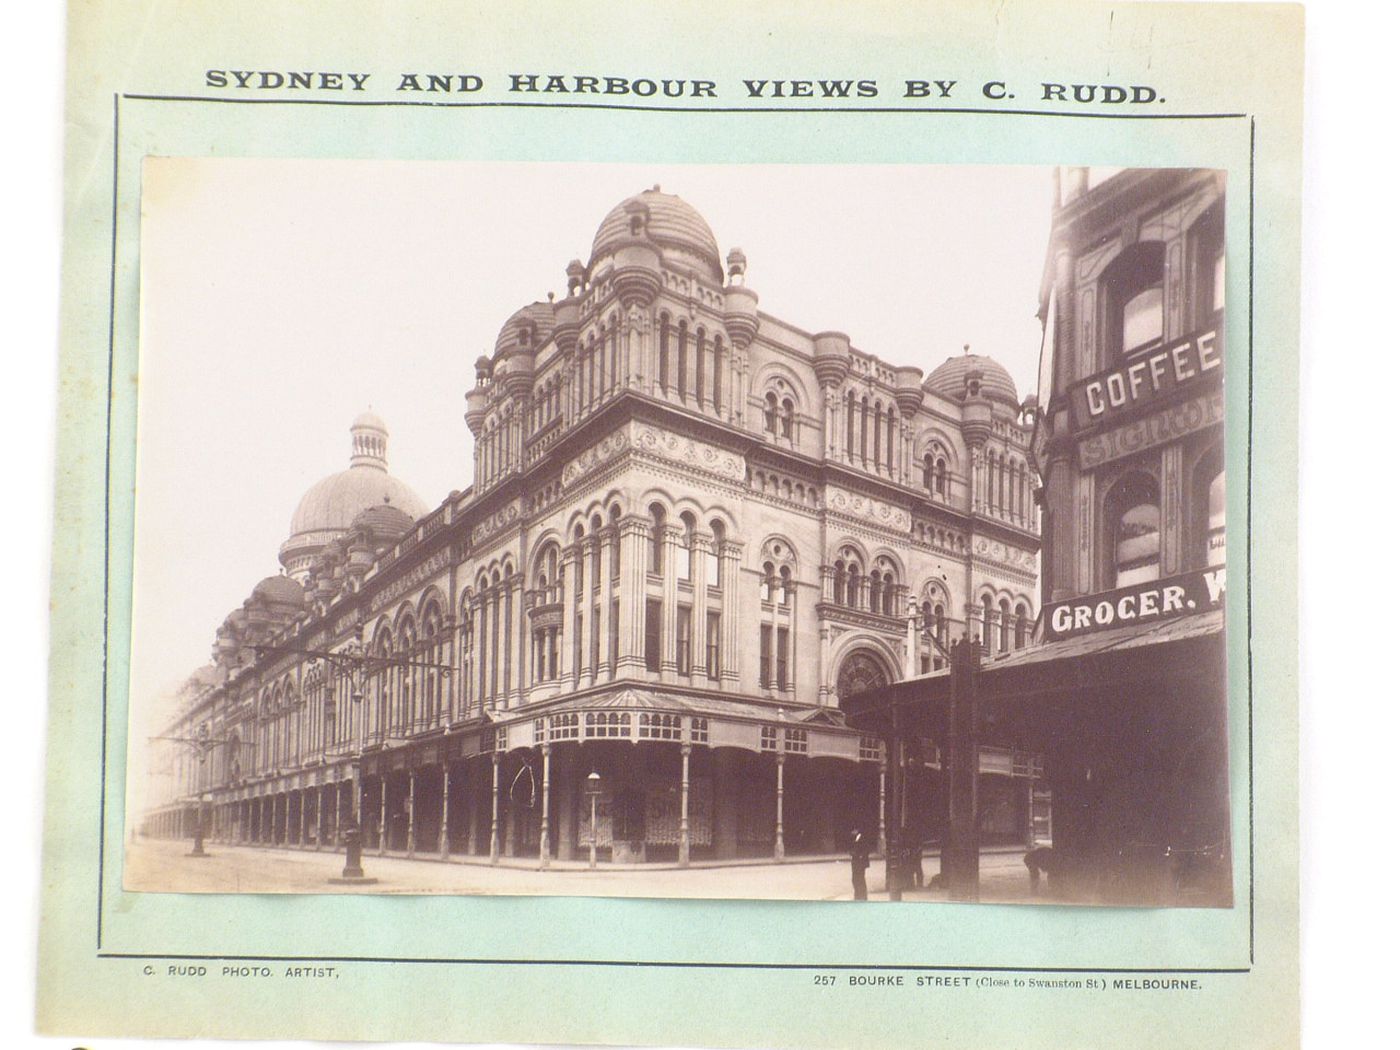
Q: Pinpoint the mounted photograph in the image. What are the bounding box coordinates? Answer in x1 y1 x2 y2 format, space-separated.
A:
126 160 1229 906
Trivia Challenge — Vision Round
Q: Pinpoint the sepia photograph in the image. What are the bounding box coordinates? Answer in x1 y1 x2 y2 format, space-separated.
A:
125 160 1229 907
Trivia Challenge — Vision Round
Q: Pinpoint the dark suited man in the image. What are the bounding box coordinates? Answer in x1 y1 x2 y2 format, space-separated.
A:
849 829 870 900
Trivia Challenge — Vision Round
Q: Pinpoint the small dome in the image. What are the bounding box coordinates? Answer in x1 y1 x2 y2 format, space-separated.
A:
590 187 723 281
924 353 1019 408
351 409 387 434
493 302 556 358
252 574 305 606
351 503 415 542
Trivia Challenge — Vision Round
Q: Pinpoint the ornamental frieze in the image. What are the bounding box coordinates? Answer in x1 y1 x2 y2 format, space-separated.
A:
560 426 633 487
562 423 746 487
371 546 454 608
823 484 912 532
972 537 1039 570
633 424 745 482
470 501 521 545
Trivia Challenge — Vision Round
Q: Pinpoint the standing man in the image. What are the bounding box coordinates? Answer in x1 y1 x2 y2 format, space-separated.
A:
849 828 870 900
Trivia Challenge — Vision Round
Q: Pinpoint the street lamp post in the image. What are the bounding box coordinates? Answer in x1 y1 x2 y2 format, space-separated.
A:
189 792 211 857
585 771 602 870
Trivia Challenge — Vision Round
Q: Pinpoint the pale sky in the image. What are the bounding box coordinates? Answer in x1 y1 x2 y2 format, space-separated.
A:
131 160 1062 722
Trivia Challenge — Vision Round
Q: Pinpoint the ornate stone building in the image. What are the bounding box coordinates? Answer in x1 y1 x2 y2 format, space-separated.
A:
144 187 1041 864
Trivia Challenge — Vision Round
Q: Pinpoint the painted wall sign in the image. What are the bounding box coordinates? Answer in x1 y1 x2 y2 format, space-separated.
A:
1078 388 1224 468
1044 566 1225 640
1070 316 1224 431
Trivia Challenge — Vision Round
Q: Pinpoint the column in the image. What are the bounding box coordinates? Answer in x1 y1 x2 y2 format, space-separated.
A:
579 537 596 688
877 760 888 855
660 524 682 679
510 572 526 707
774 753 786 862
490 751 501 863
818 624 832 706
281 793 290 845
598 528 616 683
720 540 742 687
539 745 552 870
378 778 387 856
679 744 692 867
904 595 918 679
616 517 649 674
439 762 452 858
560 545 580 684
1161 443 1185 576
689 535 711 686
406 770 418 857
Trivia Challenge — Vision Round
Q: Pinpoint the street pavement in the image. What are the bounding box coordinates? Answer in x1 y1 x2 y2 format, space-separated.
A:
124 836 1041 902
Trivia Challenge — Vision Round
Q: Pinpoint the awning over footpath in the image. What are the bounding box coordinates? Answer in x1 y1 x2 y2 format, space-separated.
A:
841 610 1225 739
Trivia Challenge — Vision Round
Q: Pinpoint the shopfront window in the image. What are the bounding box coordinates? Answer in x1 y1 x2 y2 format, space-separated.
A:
1108 473 1162 587
1207 470 1226 567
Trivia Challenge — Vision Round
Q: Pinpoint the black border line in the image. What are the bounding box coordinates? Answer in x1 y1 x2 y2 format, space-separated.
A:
96 91 1258 976
1247 115 1257 965
99 953 1249 974
121 93 1248 119
97 91 120 951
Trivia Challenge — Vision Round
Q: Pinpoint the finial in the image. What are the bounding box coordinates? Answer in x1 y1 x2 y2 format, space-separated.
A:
963 343 971 355
652 183 661 192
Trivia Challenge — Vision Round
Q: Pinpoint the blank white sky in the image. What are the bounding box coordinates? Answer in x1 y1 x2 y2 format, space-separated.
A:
132 160 1061 715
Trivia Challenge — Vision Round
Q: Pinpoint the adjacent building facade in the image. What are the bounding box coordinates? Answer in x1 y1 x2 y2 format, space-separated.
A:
142 187 1042 866
843 167 1230 905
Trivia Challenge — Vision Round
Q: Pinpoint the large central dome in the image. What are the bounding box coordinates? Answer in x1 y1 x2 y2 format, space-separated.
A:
278 412 428 580
589 186 724 281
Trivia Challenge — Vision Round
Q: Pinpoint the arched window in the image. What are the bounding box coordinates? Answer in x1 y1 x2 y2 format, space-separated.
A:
981 596 995 653
609 505 622 579
708 520 725 588
832 559 845 605
590 515 603 582
872 400 882 465
845 391 855 457
761 560 774 602
836 650 890 703
764 393 778 434
1014 603 1030 649
869 569 883 614
712 334 724 412
1107 473 1162 587
778 564 792 606
999 599 1011 652
649 503 665 573
922 453 934 490
936 458 947 496
860 396 869 463
1104 242 1166 359
658 314 671 393
781 398 794 438
846 562 861 606
679 512 696 581
1206 470 1226 567
695 326 707 404
676 321 688 400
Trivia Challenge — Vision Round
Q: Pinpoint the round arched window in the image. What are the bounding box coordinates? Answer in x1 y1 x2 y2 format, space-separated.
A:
1109 473 1161 587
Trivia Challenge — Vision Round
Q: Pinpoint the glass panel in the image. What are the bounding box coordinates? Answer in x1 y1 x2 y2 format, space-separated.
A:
1207 471 1226 566
1122 286 1164 354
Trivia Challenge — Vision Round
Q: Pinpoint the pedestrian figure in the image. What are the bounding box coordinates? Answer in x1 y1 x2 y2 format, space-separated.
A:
850 828 869 900
903 825 924 888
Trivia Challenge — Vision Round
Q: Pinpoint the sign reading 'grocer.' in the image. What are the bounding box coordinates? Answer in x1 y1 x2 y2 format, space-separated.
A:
1044 567 1225 640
